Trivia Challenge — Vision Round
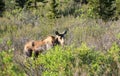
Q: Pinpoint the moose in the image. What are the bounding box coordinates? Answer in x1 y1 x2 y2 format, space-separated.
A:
24 30 67 58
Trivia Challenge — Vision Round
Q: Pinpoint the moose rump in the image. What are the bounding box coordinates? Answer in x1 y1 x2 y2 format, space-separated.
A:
24 36 56 58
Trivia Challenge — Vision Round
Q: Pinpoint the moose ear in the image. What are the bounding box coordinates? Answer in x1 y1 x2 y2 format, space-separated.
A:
55 31 59 35
63 30 67 35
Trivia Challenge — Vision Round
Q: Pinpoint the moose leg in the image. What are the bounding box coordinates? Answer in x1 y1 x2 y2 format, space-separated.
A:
34 51 39 58
25 49 32 57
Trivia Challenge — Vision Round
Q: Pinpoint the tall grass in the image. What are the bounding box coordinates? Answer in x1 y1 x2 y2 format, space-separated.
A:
0 15 120 51
0 7 120 76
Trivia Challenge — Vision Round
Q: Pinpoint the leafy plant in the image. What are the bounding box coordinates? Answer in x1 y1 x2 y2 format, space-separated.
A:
0 49 25 76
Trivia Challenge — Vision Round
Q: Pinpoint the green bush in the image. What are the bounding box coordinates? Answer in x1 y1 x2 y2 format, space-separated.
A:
36 46 74 76
0 41 120 76
0 49 25 76
24 43 120 76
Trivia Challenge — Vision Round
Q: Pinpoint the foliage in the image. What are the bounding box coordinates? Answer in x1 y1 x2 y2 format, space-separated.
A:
46 0 59 19
0 0 120 76
15 0 29 8
4 0 16 11
23 43 120 76
0 0 120 21
88 0 117 21
0 0 5 16
0 49 25 76
116 0 120 17
99 0 116 21
0 40 120 76
37 46 74 76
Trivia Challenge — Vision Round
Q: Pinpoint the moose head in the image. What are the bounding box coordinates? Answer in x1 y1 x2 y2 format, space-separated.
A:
54 30 67 46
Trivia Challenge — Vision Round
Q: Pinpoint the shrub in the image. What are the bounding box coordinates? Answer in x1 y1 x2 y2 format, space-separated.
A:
22 43 120 76
0 49 25 76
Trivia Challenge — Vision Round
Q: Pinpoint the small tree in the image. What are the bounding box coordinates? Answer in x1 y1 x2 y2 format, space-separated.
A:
47 0 58 19
116 0 120 19
99 0 116 21
88 0 116 21
15 0 28 8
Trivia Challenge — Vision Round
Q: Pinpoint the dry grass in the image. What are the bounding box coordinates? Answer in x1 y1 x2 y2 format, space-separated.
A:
0 14 120 52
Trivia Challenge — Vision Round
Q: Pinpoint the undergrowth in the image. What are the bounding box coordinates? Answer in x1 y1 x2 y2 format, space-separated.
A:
1 43 120 76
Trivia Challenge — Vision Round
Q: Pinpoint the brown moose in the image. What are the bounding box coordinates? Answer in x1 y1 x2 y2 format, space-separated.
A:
24 30 67 58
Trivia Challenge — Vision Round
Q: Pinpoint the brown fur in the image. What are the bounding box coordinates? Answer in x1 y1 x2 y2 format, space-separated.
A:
24 30 67 58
